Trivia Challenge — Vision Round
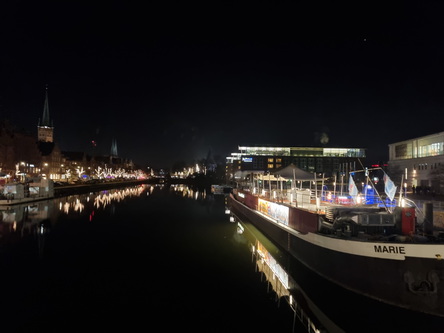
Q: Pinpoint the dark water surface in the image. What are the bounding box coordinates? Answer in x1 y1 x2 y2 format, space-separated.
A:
1 184 296 333
2 184 444 333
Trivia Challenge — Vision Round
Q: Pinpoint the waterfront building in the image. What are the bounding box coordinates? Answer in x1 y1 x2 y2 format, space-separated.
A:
0 86 137 181
388 131 444 194
0 120 42 179
225 144 366 185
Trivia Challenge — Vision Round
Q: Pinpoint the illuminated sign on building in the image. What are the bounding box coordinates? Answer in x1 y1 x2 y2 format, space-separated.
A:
242 157 253 162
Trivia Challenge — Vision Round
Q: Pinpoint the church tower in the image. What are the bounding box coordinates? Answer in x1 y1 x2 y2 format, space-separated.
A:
37 84 54 143
110 138 118 158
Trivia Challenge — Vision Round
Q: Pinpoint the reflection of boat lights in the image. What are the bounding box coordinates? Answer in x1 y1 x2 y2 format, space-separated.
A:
253 241 324 333
237 222 244 234
256 242 289 289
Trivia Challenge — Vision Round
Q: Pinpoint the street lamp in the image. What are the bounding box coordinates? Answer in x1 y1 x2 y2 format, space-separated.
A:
43 163 48 179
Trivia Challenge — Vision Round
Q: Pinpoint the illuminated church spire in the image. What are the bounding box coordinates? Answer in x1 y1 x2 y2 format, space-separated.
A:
41 85 51 126
37 84 54 143
110 138 118 157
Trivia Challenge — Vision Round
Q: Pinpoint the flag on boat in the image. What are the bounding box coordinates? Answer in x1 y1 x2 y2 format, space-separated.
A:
383 173 397 201
348 174 358 203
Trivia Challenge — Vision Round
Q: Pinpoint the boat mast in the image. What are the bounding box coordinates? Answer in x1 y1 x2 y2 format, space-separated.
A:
398 174 404 205
356 159 391 212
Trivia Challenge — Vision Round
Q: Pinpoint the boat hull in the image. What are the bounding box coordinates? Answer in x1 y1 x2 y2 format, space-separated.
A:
228 193 444 317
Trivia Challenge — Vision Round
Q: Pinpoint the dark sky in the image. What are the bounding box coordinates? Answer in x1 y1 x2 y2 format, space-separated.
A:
1 1 444 168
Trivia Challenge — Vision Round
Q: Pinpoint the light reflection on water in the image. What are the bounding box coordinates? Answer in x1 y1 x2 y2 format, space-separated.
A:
227 204 444 333
1 183 300 332
0 186 378 332
0 184 211 238
230 212 342 333
2 184 444 332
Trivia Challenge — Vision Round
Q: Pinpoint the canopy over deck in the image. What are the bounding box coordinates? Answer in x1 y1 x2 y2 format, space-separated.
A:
272 163 318 181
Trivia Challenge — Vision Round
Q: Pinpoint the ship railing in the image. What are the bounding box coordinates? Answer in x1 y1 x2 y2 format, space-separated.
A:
403 198 431 226
250 187 342 213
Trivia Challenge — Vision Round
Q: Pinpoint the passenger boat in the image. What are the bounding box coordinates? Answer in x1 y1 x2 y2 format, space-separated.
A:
227 166 444 318
0 178 54 206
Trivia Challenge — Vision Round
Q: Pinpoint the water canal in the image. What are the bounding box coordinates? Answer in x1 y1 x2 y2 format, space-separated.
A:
0 183 443 332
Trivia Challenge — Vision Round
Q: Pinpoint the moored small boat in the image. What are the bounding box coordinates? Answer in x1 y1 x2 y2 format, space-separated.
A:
0 178 54 206
211 184 233 195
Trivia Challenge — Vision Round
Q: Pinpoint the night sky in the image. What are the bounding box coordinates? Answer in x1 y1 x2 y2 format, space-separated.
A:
1 1 444 168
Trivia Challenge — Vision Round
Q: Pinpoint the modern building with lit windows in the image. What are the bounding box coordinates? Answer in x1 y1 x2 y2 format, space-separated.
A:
225 144 366 184
388 132 444 194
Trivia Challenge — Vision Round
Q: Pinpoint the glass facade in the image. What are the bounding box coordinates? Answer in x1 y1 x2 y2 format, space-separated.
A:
226 145 366 180
388 131 444 194
391 133 444 160
236 146 365 158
